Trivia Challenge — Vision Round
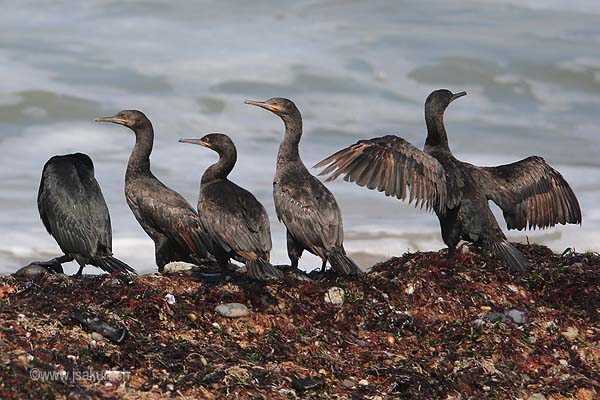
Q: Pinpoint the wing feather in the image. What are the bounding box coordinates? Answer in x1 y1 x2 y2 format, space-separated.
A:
314 135 447 213
484 156 581 230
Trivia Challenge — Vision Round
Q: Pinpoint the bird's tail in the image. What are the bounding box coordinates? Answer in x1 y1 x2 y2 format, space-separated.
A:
327 249 363 276
490 240 529 272
245 258 283 280
93 256 137 275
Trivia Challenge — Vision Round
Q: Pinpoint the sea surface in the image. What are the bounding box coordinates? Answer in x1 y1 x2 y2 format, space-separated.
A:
1 0 600 274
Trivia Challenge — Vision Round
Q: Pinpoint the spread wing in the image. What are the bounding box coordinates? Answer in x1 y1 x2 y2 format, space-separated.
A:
199 182 272 260
38 154 111 257
274 175 342 256
483 156 581 230
314 135 447 214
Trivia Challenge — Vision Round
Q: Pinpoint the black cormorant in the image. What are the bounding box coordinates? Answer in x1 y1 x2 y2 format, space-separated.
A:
179 134 282 280
95 110 208 271
245 98 363 276
315 89 582 271
36 153 136 276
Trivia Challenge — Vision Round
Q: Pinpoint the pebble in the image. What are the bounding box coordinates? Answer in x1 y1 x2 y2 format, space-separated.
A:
13 264 51 276
358 379 369 386
324 287 344 305
563 327 579 341
215 303 250 318
559 359 568 367
529 394 546 400
163 261 196 274
505 309 526 324
187 313 197 321
482 385 491 392
342 379 356 389
404 283 415 295
91 332 105 341
291 377 325 392
164 294 176 305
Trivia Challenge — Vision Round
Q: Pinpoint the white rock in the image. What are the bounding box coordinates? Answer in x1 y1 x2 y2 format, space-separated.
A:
324 287 345 305
215 303 250 318
164 294 176 305
163 261 196 274
563 327 579 341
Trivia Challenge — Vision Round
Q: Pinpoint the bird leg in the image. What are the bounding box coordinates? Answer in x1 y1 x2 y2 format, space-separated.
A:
286 231 303 270
320 258 328 273
447 245 457 259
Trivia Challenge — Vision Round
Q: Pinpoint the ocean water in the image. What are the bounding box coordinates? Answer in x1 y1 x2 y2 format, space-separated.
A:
1 1 599 274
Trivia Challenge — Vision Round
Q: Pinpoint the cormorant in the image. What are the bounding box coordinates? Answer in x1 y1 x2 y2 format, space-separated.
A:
315 89 582 272
245 98 363 276
36 153 136 276
95 110 208 271
179 134 282 280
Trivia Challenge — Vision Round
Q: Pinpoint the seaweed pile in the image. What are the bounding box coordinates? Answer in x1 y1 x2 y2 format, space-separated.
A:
0 244 598 399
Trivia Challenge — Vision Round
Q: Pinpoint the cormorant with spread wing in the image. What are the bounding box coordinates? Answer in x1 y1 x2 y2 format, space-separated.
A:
245 98 363 276
315 89 581 271
95 111 208 271
179 134 281 280
36 153 136 276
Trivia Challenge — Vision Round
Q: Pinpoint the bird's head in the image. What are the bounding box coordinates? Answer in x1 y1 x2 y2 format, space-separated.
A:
244 97 299 119
179 133 235 155
425 89 466 115
95 110 150 131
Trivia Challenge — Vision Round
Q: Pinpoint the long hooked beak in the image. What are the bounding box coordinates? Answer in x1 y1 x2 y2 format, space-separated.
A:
94 116 128 125
179 138 210 148
450 91 467 101
244 99 279 112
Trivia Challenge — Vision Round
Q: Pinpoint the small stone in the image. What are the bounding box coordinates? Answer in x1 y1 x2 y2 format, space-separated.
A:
91 332 105 341
164 294 176 305
110 278 124 287
187 313 197 321
507 284 519 293
505 309 526 324
342 379 356 389
404 283 415 295
472 319 485 329
460 245 471 254
167 383 175 391
358 379 369 386
13 264 51 276
386 335 395 345
482 385 491 392
529 394 546 400
483 312 506 323
480 305 492 311
559 359 568 367
291 377 325 392
324 287 344 305
163 261 196 274
560 374 571 382
563 327 579 341
215 303 250 318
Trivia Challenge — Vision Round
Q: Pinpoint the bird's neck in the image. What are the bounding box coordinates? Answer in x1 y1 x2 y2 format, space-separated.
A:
202 149 236 185
424 111 450 151
277 114 303 168
127 126 154 179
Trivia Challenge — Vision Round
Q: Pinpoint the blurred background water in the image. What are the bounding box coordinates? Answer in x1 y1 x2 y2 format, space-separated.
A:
1 0 599 274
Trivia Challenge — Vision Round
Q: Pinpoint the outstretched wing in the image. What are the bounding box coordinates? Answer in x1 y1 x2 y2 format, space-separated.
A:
483 156 581 230
314 135 447 214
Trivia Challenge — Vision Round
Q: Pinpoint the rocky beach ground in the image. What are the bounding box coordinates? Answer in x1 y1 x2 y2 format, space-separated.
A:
0 244 598 399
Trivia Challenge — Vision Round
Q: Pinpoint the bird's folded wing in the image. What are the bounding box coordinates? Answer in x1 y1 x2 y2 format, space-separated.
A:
199 193 270 259
314 135 447 214
483 156 581 230
274 180 342 252
38 167 96 256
